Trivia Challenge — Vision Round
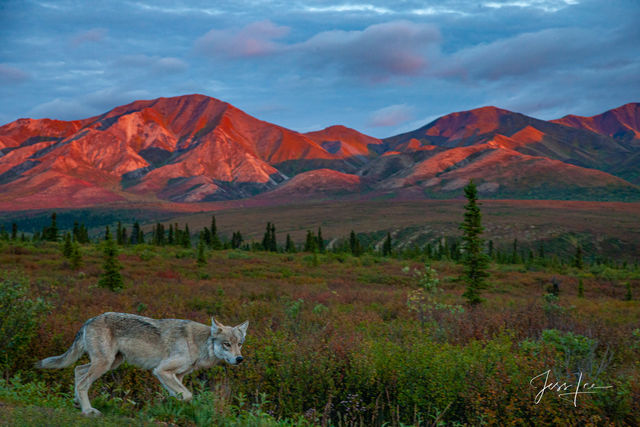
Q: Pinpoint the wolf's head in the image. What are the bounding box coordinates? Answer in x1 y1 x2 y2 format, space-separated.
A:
210 317 248 365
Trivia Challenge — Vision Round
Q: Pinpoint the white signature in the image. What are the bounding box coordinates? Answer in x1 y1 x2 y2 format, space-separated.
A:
530 370 613 407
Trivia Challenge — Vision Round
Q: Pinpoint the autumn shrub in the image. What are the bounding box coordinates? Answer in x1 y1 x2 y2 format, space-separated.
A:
0 273 50 378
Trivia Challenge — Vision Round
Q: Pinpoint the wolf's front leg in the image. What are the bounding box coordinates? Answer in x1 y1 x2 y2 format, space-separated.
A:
153 367 193 401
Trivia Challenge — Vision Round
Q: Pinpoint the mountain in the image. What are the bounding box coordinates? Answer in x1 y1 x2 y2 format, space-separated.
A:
0 95 368 209
377 104 640 196
0 95 639 210
552 103 640 143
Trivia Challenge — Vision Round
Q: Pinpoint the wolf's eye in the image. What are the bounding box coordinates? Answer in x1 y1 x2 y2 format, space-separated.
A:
223 342 231 348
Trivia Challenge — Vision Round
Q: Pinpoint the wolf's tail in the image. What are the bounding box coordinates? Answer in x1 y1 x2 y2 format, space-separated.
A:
35 327 85 369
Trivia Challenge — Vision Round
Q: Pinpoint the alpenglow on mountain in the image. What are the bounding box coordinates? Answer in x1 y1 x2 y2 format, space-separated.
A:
1 94 639 210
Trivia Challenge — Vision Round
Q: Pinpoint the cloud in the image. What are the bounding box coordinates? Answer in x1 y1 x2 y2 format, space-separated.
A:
293 21 440 80
115 55 188 74
367 104 414 127
195 20 290 58
0 64 30 84
29 88 153 120
195 20 440 81
71 28 107 46
434 27 600 81
301 4 393 14
482 0 578 13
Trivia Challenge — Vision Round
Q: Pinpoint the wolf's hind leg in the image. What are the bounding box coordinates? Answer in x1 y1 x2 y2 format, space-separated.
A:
76 358 113 416
74 363 91 408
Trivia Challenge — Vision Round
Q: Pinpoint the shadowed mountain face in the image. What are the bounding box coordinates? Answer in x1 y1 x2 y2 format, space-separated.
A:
0 95 639 210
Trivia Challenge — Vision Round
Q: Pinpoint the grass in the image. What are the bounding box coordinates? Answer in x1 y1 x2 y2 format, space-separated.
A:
0 239 639 425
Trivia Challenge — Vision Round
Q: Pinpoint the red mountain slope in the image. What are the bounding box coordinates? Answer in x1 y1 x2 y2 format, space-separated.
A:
0 96 639 210
552 103 640 142
0 95 362 209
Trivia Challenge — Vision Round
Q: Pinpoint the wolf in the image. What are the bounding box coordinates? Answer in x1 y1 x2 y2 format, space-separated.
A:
36 312 248 416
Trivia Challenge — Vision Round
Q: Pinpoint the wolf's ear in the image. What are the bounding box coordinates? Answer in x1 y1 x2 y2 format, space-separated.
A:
211 317 221 335
236 320 249 336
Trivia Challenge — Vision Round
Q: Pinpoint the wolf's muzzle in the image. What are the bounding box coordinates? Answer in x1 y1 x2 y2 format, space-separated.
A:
235 356 244 364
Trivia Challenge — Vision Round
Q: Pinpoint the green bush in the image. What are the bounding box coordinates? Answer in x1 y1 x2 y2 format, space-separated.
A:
0 274 50 377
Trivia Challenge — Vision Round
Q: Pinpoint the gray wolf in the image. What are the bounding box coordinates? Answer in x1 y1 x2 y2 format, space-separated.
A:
36 312 248 416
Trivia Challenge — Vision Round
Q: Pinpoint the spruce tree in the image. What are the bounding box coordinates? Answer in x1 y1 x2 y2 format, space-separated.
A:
48 213 59 241
231 231 243 249
349 231 361 257
460 180 489 306
625 282 632 301
317 227 325 252
168 224 174 245
131 222 141 245
285 234 296 253
70 242 82 270
182 224 191 248
104 225 111 240
578 278 584 298
197 239 207 266
62 232 73 258
382 232 392 256
116 222 123 245
99 231 123 291
11 223 17 240
211 216 222 249
304 230 316 252
573 245 584 269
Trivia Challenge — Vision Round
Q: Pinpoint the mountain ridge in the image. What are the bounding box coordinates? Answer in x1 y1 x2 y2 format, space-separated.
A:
0 95 639 210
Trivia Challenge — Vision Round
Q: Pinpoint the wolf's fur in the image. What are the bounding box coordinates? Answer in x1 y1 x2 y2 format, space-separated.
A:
36 312 248 416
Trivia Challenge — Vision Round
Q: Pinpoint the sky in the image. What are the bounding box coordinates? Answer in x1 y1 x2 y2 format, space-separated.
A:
0 0 638 138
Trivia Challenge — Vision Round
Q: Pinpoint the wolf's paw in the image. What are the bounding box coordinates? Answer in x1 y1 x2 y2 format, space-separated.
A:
82 407 102 417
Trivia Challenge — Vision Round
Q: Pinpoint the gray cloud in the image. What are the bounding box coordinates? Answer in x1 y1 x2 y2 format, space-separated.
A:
71 28 108 46
0 64 30 84
196 20 441 81
367 104 414 127
195 21 290 58
115 55 188 74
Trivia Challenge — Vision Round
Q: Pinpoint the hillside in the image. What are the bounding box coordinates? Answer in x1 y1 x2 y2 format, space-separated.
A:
0 96 639 210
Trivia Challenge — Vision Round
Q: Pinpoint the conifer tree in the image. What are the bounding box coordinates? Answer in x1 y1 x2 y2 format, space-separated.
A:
578 278 584 298
349 230 361 256
104 225 111 241
168 224 174 245
131 222 141 245
573 245 584 269
231 231 243 249
11 223 17 240
625 282 632 301
116 222 123 245
304 230 316 252
70 242 82 270
488 240 494 259
460 180 489 305
382 232 392 256
317 227 325 252
197 239 207 266
285 234 296 253
511 239 519 264
182 224 191 248
62 232 73 258
47 213 59 242
0 225 8 240
99 230 123 291
211 216 222 249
